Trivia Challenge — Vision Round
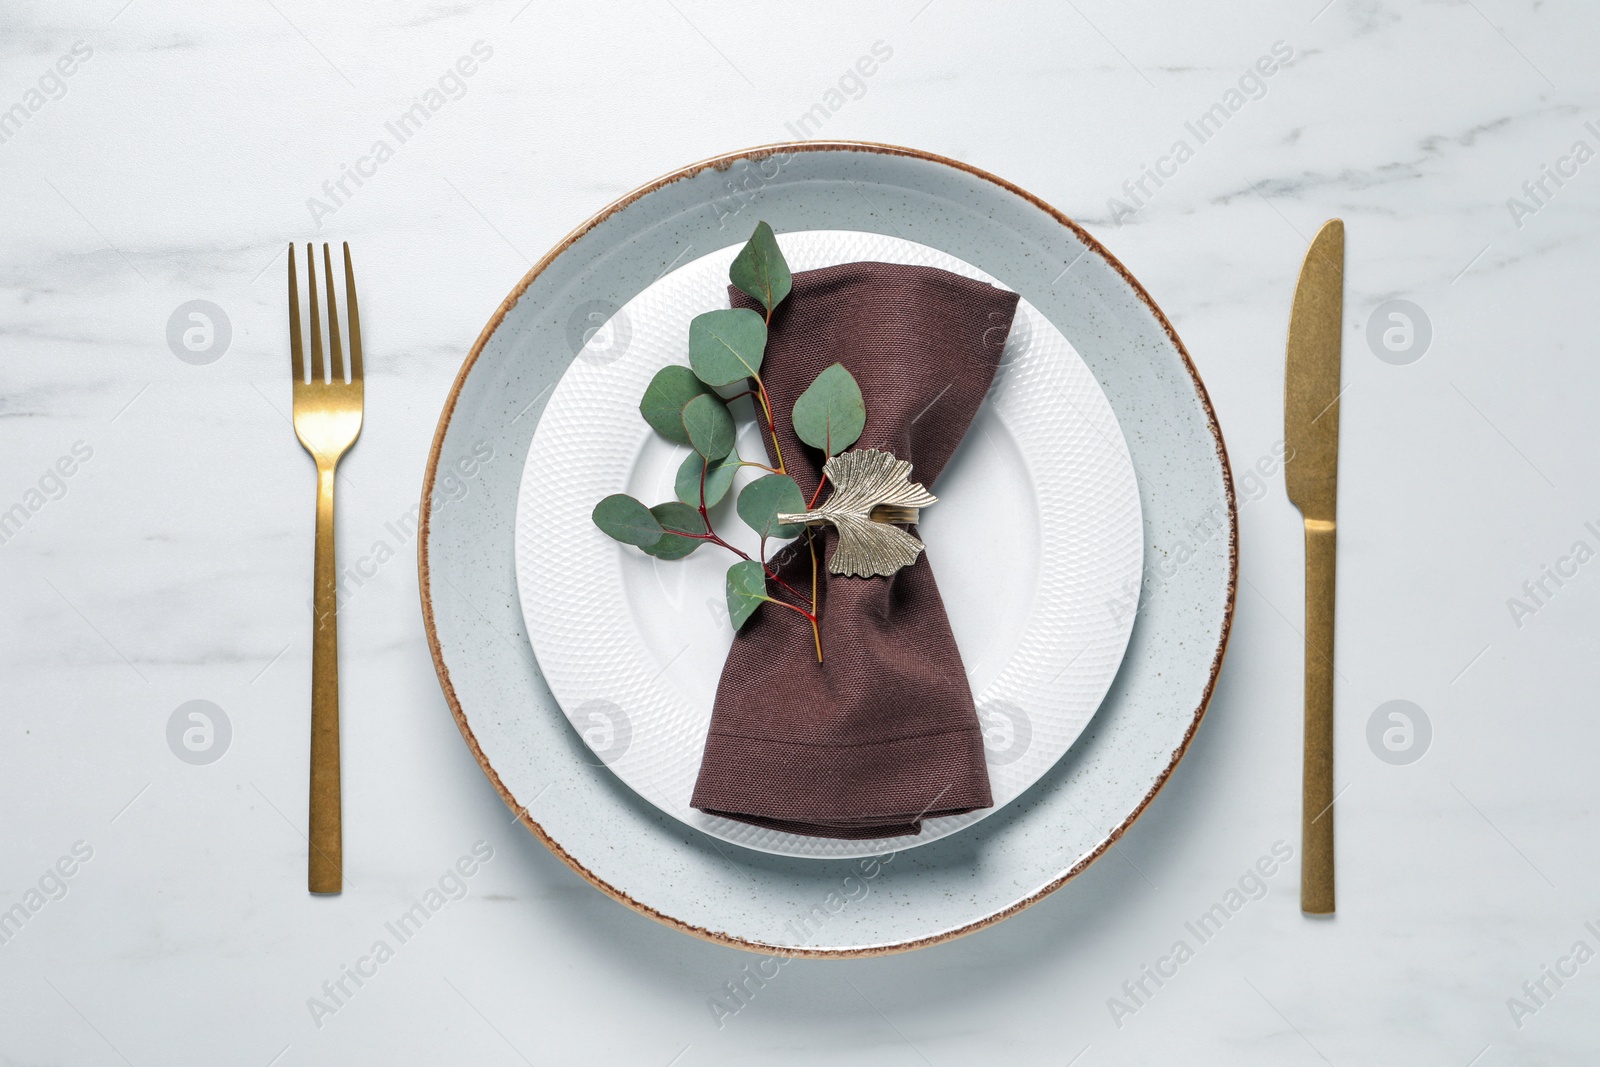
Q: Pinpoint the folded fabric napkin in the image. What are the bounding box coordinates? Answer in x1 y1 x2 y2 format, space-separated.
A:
690 260 1021 838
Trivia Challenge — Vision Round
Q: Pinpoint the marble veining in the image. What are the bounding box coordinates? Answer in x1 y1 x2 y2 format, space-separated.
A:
1 0 1597 1064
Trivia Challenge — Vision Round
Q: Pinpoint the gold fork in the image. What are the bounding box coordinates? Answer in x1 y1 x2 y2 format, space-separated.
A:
288 242 364 895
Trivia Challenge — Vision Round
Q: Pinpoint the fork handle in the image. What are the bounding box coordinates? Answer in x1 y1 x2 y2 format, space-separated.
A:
309 461 343 894
1301 518 1336 914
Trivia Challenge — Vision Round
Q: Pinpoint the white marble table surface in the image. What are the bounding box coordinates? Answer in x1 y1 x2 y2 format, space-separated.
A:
3 1 1596 1063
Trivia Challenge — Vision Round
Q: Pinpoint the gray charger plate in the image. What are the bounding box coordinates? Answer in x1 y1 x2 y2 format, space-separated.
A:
420 141 1237 956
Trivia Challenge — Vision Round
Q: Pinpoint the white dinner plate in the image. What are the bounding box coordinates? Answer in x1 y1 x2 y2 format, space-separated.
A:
420 142 1236 955
514 230 1144 858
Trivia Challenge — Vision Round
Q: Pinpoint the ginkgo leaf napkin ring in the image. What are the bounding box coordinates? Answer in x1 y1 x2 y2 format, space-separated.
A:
777 448 937 578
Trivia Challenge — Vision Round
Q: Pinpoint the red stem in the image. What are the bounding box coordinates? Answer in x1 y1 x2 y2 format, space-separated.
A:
807 471 829 509
677 528 810 602
752 376 785 474
763 594 817 625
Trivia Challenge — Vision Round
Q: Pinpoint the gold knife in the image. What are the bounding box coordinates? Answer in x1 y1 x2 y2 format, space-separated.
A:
1284 219 1343 915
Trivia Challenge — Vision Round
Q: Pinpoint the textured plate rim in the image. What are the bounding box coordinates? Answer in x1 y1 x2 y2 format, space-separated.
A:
418 139 1240 958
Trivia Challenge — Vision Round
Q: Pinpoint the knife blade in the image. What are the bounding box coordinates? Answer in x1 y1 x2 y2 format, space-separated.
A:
1284 218 1343 915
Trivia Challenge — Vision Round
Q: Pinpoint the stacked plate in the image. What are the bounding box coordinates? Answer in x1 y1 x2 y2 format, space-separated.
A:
420 142 1236 955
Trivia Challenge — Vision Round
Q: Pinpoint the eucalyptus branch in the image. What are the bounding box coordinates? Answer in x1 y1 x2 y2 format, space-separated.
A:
592 219 865 650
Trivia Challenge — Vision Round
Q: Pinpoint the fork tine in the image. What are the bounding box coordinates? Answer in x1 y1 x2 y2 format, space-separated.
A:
306 244 325 384
322 243 344 384
343 243 362 383
287 243 304 384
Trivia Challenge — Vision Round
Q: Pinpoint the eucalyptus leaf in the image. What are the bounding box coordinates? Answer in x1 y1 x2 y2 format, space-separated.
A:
676 450 739 508
737 474 805 541
682 392 735 460
729 221 792 316
725 559 768 630
639 365 714 444
688 308 766 387
643 502 707 560
791 362 866 456
591 493 662 549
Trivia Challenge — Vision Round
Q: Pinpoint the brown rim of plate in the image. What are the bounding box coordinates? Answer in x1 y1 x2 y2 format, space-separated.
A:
418 139 1240 959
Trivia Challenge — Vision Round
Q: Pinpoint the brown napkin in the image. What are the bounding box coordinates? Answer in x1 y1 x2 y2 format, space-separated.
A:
690 261 1021 838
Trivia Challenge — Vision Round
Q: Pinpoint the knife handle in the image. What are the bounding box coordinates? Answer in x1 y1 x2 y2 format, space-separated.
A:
1301 518 1336 914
